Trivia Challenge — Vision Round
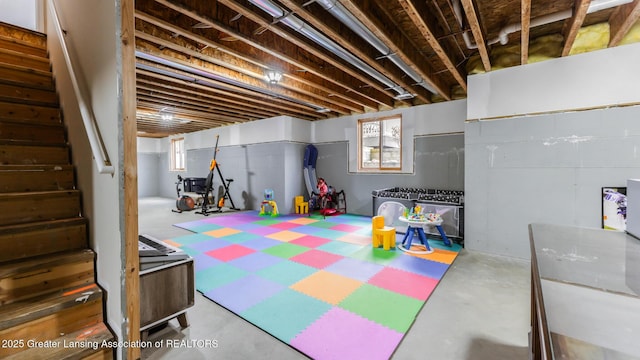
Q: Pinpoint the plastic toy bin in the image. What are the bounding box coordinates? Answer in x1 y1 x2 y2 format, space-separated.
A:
183 177 207 193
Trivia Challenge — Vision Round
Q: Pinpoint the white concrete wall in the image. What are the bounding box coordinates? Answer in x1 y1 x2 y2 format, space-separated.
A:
465 43 640 260
468 43 640 120
46 0 125 352
0 0 38 30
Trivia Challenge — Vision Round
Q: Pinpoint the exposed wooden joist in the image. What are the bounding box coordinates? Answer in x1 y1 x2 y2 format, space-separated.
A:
521 0 531 64
397 0 467 92
460 0 491 72
155 0 397 109
135 21 366 113
561 0 591 56
135 10 379 111
135 68 321 119
609 0 640 46
277 0 435 103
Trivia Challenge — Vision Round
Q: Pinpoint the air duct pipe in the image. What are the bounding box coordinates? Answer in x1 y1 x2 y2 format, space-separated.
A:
452 0 633 49
248 0 412 98
315 0 437 94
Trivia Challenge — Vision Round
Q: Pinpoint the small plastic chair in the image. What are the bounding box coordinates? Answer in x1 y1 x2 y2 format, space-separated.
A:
372 215 396 250
294 195 308 214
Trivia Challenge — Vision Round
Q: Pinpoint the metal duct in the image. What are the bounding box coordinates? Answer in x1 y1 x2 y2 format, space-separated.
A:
135 51 324 110
314 0 437 94
248 0 413 98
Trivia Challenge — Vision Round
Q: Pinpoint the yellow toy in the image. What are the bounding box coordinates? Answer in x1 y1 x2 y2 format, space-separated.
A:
372 215 396 250
294 195 308 214
259 189 279 217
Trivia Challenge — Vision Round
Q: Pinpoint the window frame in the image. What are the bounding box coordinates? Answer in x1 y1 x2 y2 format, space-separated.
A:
357 114 402 172
170 137 186 171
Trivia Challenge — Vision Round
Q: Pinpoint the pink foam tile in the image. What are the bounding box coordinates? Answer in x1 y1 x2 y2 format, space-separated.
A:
289 235 331 248
269 221 302 230
330 223 363 233
205 244 256 262
290 307 402 360
290 249 343 269
368 266 438 301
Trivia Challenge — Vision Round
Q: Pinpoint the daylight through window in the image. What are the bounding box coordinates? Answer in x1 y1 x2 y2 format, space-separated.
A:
171 137 185 171
358 115 401 171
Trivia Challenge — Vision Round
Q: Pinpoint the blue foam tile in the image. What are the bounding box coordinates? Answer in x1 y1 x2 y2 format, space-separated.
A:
170 233 218 246
389 255 450 279
195 263 248 293
228 251 284 272
240 236 283 251
204 274 284 314
324 257 385 282
256 260 317 286
317 241 365 257
186 237 232 253
192 253 223 272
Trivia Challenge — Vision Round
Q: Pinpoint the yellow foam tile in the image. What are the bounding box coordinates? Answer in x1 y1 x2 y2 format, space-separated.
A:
266 230 306 242
288 217 318 225
291 270 362 305
163 239 182 248
408 248 459 264
337 234 372 245
203 227 242 238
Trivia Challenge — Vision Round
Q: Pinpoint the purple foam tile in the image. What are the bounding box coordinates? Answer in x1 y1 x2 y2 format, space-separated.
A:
228 251 284 272
290 307 402 360
232 222 265 232
207 217 252 227
389 254 450 279
241 236 283 251
204 274 284 314
246 226 282 236
324 257 385 282
186 237 232 253
192 253 223 272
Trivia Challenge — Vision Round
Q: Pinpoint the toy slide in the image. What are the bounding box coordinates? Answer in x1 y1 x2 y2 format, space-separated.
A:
303 144 318 198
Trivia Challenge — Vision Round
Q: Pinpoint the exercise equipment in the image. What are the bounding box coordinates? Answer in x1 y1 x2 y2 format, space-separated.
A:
196 135 239 216
172 175 196 213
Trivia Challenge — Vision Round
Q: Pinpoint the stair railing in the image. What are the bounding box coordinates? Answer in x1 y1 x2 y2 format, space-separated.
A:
48 0 115 175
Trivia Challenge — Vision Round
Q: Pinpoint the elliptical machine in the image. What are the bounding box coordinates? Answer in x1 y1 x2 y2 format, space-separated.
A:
172 175 196 213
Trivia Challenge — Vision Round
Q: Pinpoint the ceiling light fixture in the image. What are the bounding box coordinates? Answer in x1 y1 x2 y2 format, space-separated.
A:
264 69 283 84
315 108 331 113
159 107 173 122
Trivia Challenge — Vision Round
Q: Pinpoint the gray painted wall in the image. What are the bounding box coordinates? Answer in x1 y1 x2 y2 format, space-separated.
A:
137 153 160 198
315 134 465 216
465 105 640 260
151 142 307 214
142 135 464 217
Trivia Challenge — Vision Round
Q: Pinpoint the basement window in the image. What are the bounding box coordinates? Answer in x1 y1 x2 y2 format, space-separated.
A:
170 137 185 171
358 115 402 171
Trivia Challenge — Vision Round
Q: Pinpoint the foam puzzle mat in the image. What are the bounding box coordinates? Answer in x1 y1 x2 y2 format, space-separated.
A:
169 211 461 359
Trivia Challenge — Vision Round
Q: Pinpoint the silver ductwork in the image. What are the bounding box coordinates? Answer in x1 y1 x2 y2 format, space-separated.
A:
248 0 414 99
314 0 437 94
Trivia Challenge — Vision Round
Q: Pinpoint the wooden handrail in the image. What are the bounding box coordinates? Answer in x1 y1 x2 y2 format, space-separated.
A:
48 0 114 175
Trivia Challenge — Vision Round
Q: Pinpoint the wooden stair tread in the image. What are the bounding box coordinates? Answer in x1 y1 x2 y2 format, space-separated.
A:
0 189 79 197
0 139 68 147
4 322 114 360
0 283 102 330
0 62 52 79
0 248 94 279
0 216 85 235
0 22 47 50
0 63 54 91
0 47 50 72
0 83 58 107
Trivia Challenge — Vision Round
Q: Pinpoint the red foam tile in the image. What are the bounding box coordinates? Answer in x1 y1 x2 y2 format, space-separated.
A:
290 249 344 269
368 266 438 300
205 244 255 262
330 223 363 233
289 235 331 248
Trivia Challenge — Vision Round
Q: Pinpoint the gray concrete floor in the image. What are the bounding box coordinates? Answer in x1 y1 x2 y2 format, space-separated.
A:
138 197 531 360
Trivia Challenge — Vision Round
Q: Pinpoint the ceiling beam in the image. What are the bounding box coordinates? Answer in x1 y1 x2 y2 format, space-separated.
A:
154 0 396 109
460 0 491 72
562 0 591 56
521 0 531 64
397 0 467 93
609 0 640 47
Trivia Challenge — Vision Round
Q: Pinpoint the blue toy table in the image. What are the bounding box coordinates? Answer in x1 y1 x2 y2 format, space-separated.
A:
398 217 451 254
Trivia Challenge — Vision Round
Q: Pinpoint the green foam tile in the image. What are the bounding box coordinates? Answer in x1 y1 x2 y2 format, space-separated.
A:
262 243 309 259
253 219 282 226
256 260 317 286
349 246 401 266
241 289 332 343
339 283 423 333
195 263 247 293
317 241 365 257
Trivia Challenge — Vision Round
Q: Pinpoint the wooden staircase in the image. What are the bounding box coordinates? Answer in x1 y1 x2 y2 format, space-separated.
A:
0 22 114 359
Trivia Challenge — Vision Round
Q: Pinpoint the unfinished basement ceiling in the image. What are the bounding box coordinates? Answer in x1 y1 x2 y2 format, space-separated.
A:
134 0 640 137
